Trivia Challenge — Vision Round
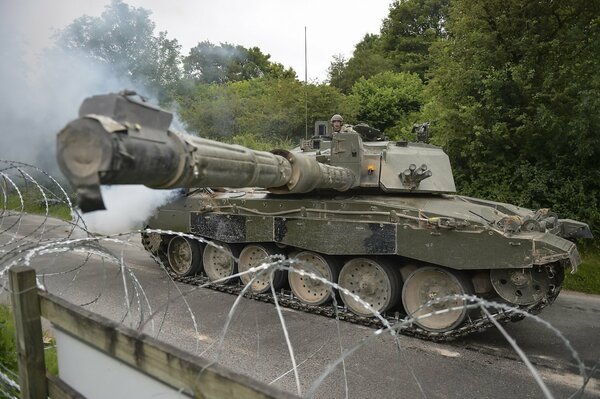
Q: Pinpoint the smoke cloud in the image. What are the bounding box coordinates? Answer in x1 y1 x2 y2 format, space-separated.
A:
81 186 180 234
0 2 180 234
0 27 138 175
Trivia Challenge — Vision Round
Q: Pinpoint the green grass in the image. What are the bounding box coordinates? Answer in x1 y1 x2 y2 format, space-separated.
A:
564 249 600 295
0 304 20 397
45 339 59 376
0 304 18 372
3 191 72 221
0 304 58 395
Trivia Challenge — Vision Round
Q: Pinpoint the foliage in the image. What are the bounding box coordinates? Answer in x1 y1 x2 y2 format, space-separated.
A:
328 0 449 91
183 41 295 84
380 0 449 79
350 71 425 135
177 77 346 140
327 35 393 93
0 304 58 396
326 54 347 91
228 132 295 152
45 340 59 376
56 0 182 103
425 0 600 235
0 305 18 375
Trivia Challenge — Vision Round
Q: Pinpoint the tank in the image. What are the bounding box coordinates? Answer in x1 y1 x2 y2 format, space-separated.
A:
57 92 593 338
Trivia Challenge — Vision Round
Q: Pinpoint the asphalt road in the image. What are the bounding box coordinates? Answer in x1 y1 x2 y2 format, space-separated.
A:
1 214 599 398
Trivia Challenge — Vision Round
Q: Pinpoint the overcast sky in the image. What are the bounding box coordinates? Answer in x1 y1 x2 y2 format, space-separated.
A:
5 0 393 82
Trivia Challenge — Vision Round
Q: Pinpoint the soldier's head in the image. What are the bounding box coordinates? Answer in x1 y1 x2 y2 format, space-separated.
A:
330 114 343 133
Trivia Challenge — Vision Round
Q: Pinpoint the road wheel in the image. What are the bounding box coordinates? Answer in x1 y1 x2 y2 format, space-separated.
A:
166 236 203 277
238 244 286 293
402 266 473 332
289 251 340 305
490 267 552 306
338 258 401 316
203 241 239 283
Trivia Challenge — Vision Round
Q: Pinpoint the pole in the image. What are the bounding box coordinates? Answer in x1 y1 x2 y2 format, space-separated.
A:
9 266 48 399
304 26 308 140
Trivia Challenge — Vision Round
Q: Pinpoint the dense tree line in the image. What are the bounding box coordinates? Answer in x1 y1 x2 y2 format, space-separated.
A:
57 0 600 236
424 0 600 236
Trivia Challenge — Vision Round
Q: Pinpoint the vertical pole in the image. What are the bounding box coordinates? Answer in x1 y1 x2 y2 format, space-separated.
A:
9 266 48 399
304 26 308 140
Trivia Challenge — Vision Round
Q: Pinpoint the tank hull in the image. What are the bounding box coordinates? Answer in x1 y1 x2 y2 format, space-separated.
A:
147 190 581 272
143 188 581 337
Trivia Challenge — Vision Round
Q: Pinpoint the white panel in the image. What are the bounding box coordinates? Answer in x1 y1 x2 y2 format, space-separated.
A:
54 328 192 398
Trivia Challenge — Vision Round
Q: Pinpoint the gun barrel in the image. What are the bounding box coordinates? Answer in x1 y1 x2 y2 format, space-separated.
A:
57 93 357 212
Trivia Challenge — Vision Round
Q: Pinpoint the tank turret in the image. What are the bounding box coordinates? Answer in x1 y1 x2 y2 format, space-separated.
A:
58 92 454 212
56 92 593 338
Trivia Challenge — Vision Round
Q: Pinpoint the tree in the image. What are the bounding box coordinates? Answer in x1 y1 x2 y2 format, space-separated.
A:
139 31 182 100
327 0 449 92
56 0 181 102
327 54 347 91
380 0 449 78
177 77 344 141
425 0 600 233
327 34 392 93
183 41 295 84
350 71 425 135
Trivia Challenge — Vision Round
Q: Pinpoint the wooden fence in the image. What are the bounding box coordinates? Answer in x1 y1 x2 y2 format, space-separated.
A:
9 266 298 399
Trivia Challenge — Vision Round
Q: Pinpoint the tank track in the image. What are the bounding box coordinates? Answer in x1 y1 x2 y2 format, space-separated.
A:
141 234 564 342
142 235 563 342
170 273 560 342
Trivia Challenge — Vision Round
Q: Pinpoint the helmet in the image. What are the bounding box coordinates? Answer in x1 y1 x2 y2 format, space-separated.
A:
330 114 343 123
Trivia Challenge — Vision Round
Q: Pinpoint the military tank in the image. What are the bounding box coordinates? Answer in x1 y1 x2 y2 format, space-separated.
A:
57 92 592 339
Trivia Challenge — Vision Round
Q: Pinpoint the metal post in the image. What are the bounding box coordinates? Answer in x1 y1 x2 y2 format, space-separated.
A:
304 26 308 140
9 266 48 399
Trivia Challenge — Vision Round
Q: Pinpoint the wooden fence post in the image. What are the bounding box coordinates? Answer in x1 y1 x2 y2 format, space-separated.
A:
9 266 48 399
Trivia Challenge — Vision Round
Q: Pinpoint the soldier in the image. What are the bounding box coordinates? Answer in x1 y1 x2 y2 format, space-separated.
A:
330 114 344 133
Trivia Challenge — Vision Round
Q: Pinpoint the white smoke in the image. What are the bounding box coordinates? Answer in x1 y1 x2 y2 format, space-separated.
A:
80 186 180 234
0 46 136 177
0 2 186 234
0 2 152 177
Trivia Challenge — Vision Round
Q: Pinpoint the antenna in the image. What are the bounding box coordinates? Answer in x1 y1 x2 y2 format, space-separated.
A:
304 26 308 140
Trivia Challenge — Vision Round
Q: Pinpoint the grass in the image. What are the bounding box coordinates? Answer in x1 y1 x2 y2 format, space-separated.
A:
0 305 18 374
564 248 600 295
0 304 58 395
3 190 72 221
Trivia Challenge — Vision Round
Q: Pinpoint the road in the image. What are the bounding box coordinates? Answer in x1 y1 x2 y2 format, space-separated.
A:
1 214 599 398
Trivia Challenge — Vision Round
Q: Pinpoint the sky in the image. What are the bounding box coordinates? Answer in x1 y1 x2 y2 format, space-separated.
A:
5 0 393 82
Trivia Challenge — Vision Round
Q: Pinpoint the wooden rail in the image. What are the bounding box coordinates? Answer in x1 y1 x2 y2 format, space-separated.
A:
9 266 298 399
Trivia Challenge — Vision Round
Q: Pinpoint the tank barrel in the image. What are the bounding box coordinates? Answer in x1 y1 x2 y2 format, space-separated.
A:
57 92 357 212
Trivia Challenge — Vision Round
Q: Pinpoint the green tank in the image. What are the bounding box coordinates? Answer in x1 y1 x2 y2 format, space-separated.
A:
57 92 592 337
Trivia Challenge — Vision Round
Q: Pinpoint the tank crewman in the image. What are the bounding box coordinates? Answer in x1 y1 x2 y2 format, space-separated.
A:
330 114 344 133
